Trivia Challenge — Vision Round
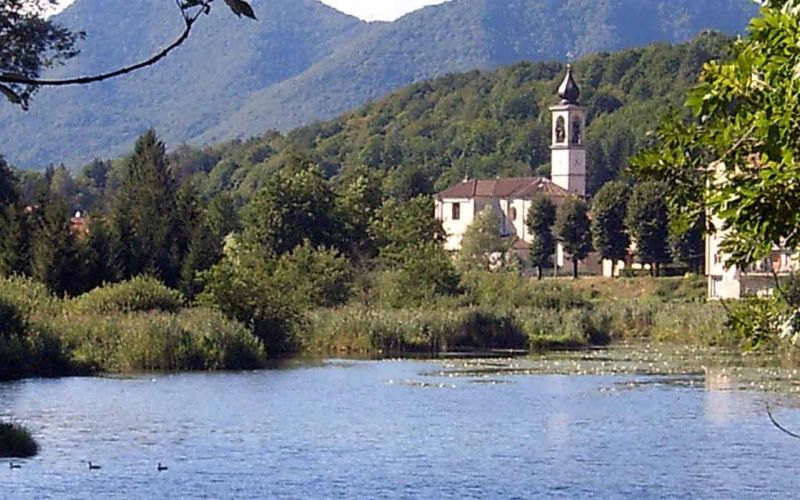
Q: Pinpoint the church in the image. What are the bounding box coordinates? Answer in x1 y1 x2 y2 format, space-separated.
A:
434 65 603 274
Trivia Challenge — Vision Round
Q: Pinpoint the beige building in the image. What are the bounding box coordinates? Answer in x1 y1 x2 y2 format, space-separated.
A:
435 65 602 273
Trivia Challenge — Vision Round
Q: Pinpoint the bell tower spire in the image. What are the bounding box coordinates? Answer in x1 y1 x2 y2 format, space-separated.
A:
550 64 586 197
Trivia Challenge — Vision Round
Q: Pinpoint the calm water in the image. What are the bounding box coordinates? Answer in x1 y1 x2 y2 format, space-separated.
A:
3 349 800 499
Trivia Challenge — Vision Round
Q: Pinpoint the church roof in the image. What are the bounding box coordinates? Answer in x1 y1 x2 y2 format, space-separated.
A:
557 64 581 105
436 176 572 200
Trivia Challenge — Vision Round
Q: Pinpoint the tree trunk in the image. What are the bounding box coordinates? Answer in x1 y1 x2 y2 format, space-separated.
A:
572 258 579 279
536 265 543 280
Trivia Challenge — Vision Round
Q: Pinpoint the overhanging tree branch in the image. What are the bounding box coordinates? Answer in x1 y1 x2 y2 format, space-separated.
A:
0 0 256 106
0 17 197 87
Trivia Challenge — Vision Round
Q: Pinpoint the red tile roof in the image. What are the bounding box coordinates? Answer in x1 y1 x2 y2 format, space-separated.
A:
436 177 572 199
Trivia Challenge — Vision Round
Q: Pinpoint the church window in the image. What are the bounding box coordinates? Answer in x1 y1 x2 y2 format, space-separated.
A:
571 119 582 145
452 203 461 220
555 117 566 144
509 207 517 221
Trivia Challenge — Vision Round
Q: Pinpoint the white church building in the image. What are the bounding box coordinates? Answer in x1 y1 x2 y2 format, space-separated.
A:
434 65 603 273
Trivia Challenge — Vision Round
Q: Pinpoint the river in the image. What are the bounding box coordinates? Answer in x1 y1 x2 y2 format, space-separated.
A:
3 345 800 499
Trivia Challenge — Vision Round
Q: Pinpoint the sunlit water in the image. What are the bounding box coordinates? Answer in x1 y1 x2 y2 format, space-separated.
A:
3 345 800 499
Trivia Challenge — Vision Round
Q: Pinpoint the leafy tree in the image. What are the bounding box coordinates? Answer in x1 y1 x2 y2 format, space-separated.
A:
381 242 461 307
625 182 670 276
669 216 704 274
1 0 256 107
242 158 337 256
526 194 556 280
631 2 800 269
271 241 352 309
108 130 180 285
457 206 508 272
555 198 593 278
332 165 384 258
199 238 299 356
370 196 446 266
591 181 630 276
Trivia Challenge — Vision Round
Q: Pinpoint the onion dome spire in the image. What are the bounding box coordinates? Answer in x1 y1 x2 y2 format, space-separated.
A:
558 64 580 105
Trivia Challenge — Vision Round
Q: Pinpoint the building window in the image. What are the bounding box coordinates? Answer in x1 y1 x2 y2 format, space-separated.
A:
571 119 582 145
555 116 566 144
452 203 461 220
509 207 517 221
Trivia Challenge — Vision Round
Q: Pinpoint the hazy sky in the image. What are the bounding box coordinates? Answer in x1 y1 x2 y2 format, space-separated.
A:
50 0 452 21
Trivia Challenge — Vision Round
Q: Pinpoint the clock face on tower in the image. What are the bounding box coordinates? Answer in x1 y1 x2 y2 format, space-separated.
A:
571 156 584 171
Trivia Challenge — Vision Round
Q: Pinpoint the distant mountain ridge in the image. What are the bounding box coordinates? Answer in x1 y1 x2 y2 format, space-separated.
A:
0 0 758 168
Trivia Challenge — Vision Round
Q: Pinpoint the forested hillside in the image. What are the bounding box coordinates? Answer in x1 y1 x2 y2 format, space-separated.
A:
172 31 733 202
0 0 755 168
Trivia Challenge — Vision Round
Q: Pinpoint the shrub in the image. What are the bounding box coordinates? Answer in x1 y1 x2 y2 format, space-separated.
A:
272 242 352 309
461 271 589 310
0 276 62 318
0 422 38 458
55 308 267 372
70 276 184 315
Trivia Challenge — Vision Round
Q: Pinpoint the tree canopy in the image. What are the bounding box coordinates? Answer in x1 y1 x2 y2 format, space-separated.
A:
632 1 800 268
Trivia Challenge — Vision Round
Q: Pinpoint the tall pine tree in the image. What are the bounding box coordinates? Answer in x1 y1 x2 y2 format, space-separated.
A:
109 130 180 286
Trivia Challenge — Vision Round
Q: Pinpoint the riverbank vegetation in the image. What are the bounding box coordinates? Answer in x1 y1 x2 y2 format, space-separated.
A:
0 422 38 458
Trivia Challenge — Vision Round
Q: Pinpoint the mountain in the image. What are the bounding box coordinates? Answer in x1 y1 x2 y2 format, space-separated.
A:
0 0 757 168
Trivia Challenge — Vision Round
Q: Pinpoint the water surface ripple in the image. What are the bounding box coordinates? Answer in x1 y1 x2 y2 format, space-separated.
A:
2 348 800 499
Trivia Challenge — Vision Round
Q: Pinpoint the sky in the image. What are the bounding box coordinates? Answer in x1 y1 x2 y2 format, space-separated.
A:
50 0 452 21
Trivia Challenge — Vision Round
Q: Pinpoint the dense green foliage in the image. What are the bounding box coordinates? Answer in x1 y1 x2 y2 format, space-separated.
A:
632 2 800 270
0 422 38 458
625 181 671 275
591 181 630 274
555 198 593 278
526 194 556 280
0 0 754 168
457 206 508 272
135 31 733 205
69 276 184 315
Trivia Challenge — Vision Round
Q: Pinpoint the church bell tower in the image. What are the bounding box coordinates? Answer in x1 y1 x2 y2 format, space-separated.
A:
550 65 586 197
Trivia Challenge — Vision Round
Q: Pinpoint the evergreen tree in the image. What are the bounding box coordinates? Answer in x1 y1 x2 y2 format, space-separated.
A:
0 156 18 206
526 194 556 280
0 204 29 276
29 197 81 296
458 206 508 272
625 181 670 276
179 217 222 301
109 130 180 285
79 217 115 291
555 198 593 278
591 181 630 277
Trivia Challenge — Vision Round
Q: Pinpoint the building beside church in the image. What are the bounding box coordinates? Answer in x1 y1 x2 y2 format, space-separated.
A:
706 163 799 299
435 65 601 272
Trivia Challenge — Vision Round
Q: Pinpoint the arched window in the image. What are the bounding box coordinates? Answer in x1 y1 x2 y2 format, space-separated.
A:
571 119 582 145
555 116 566 144
509 207 518 221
